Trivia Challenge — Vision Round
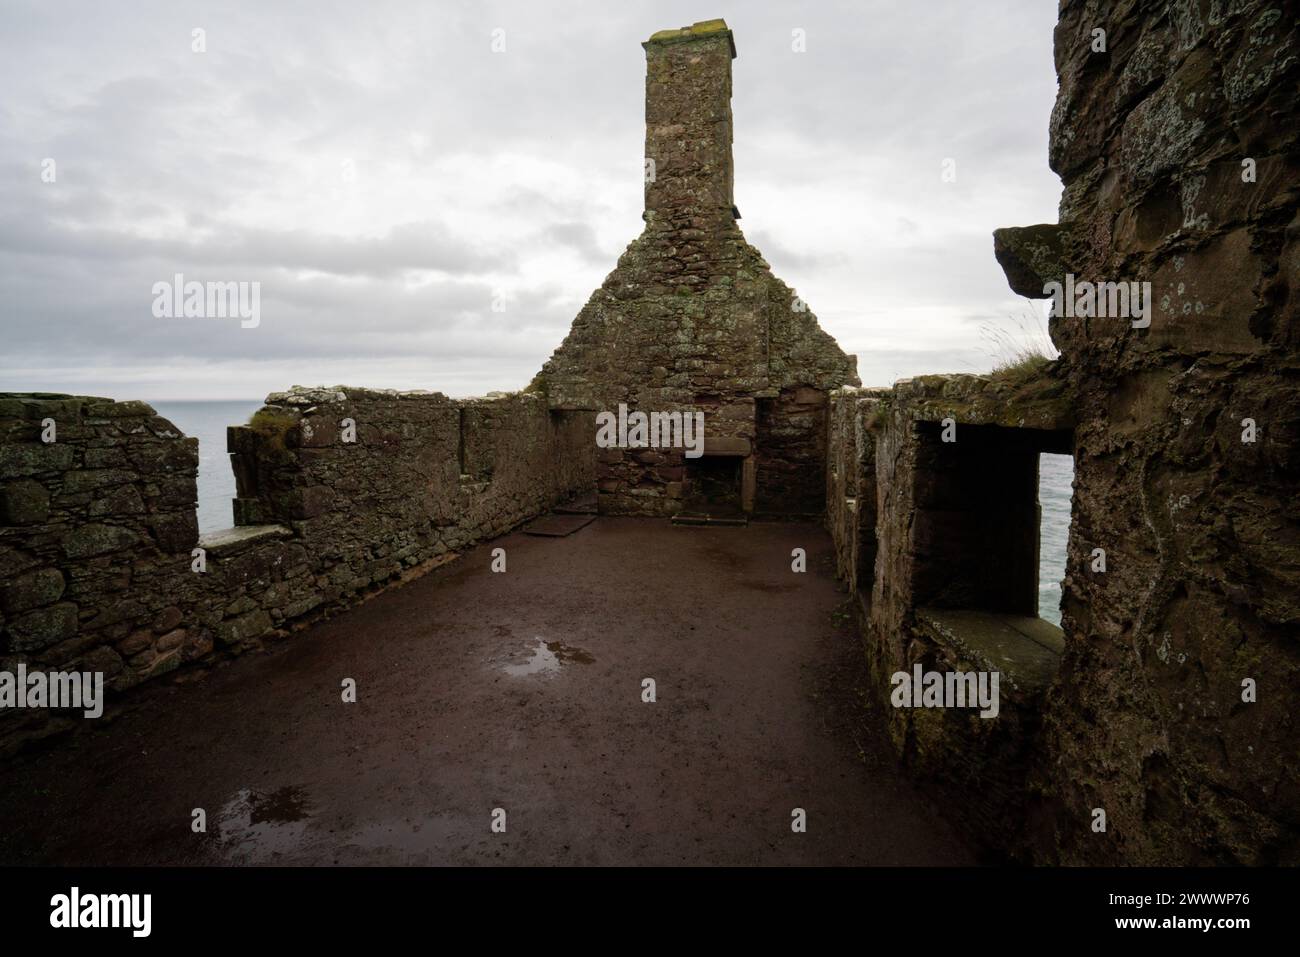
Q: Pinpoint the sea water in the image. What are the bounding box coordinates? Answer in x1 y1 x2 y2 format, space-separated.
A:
150 400 261 534
1038 452 1074 626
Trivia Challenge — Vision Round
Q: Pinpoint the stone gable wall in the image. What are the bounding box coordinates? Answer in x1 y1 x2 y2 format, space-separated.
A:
534 21 858 517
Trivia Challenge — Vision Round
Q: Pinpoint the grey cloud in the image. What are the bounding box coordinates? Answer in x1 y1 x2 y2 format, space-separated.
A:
540 221 611 264
747 229 847 273
0 0 1064 399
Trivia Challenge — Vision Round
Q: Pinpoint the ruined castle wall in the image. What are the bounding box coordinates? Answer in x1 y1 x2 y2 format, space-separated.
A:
537 21 858 517
826 388 881 600
0 390 594 753
755 387 831 515
827 0 1300 864
827 373 1074 858
0 395 207 753
1027 0 1300 865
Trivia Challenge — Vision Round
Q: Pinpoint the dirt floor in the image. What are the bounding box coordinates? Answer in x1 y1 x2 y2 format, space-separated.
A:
0 517 974 865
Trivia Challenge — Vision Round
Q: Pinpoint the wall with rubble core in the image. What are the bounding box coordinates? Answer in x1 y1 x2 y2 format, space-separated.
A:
0 388 594 754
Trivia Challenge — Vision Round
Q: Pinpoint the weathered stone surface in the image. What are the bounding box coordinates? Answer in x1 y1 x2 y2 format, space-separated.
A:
78 645 123 677
152 605 183 633
8 602 79 652
0 443 73 477
992 224 1070 298
156 628 185 652
216 609 273 648
532 19 857 518
0 568 65 615
199 523 291 555
115 629 153 657
62 523 139 559
0 480 50 525
916 609 1062 696
87 483 145 517
147 512 199 554
61 469 138 495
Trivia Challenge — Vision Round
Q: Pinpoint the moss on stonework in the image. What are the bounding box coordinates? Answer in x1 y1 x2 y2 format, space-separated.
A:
524 373 549 398
894 367 1073 430
648 19 728 42
246 408 299 451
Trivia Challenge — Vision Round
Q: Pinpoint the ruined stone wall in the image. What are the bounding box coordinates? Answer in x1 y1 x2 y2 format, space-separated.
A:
0 395 207 751
755 388 832 515
827 372 1075 858
535 20 858 517
826 388 883 600
826 0 1300 864
0 389 594 754
1017 0 1299 865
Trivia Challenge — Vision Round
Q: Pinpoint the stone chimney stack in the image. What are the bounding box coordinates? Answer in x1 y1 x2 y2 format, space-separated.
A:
642 19 737 223
536 19 859 519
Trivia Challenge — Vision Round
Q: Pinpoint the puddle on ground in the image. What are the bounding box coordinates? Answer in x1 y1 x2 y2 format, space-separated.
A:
211 785 312 862
502 638 595 677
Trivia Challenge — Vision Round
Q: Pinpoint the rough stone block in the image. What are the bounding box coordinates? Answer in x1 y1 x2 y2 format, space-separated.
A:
8 602 79 653
0 568 65 616
62 523 139 559
0 443 74 478
216 609 273 648
0 480 50 525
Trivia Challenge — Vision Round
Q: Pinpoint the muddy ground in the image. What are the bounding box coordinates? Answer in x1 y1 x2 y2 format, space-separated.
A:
0 517 974 865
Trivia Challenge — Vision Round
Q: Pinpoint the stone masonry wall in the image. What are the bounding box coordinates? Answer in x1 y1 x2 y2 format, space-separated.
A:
827 371 1077 858
534 20 858 517
0 389 594 754
827 0 1300 864
826 387 884 601
755 387 832 515
1002 0 1300 865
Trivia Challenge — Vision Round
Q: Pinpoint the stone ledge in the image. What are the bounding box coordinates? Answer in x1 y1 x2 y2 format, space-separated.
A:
198 524 293 557
702 436 750 456
890 371 1074 433
992 223 1072 298
916 607 1063 697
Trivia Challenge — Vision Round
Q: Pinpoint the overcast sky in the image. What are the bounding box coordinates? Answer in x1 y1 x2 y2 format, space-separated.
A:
0 0 1062 400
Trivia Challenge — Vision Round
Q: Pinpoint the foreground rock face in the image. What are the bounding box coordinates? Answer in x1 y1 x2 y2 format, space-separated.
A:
824 1 1298 864
1026 0 1299 866
0 390 593 753
534 20 858 518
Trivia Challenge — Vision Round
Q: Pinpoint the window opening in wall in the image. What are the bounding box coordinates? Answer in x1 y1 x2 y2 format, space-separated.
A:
910 421 1072 666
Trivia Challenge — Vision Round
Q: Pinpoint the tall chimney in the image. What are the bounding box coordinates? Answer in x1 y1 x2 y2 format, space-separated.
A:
642 19 737 223
535 17 860 490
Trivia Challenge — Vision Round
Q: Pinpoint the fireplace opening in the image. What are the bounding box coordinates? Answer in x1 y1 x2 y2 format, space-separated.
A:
683 454 744 518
